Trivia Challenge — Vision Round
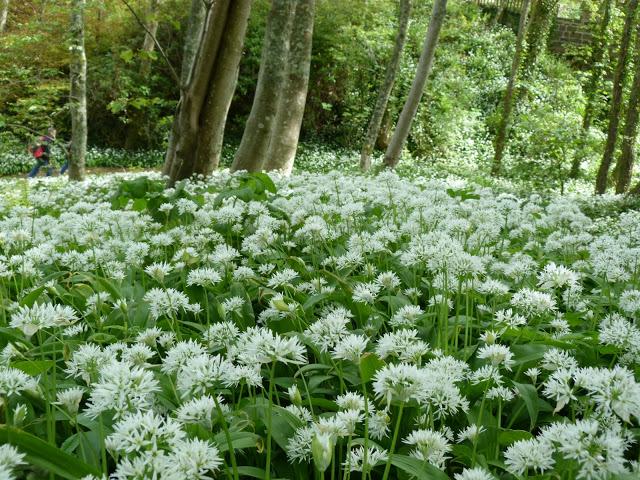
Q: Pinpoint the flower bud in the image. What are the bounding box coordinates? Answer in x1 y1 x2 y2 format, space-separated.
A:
311 430 335 473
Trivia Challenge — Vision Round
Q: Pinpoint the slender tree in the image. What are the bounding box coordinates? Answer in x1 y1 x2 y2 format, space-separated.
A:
69 0 87 181
140 0 160 77
521 0 558 78
125 0 162 149
570 0 613 178
491 0 532 176
231 0 295 173
0 0 9 32
383 0 447 169
163 0 252 184
360 0 411 171
263 0 316 174
615 22 640 193
595 0 638 194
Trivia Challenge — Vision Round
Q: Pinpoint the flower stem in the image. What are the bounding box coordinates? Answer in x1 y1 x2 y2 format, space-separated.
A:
381 403 404 480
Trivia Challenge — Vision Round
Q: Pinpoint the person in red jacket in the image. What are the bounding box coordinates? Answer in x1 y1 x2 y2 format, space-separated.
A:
27 127 56 178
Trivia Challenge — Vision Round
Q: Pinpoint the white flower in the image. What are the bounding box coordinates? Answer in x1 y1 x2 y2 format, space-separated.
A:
331 334 368 364
404 428 451 467
504 438 555 476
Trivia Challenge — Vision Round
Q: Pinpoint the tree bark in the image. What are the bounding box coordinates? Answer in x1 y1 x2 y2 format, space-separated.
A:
140 0 160 77
360 0 411 171
521 0 558 79
0 0 9 32
69 0 87 181
125 0 162 150
595 0 638 194
383 0 447 169
192 0 252 176
230 0 295 173
263 0 316 175
491 0 532 176
162 0 207 176
570 0 612 178
164 0 253 184
615 22 640 193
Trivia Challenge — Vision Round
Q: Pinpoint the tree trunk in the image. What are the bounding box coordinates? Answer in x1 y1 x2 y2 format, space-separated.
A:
164 0 252 184
360 0 411 171
570 0 612 178
124 0 162 150
140 0 160 77
192 0 252 176
162 0 207 176
230 0 295 173
376 108 393 150
491 0 532 176
69 0 87 181
383 0 447 169
615 22 640 193
521 0 558 79
263 0 316 174
595 0 638 194
0 0 9 32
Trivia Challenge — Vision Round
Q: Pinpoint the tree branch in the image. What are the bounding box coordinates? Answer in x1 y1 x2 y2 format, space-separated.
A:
119 0 181 87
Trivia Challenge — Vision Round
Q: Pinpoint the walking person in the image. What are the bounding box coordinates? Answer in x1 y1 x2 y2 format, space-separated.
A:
27 127 56 178
59 141 71 175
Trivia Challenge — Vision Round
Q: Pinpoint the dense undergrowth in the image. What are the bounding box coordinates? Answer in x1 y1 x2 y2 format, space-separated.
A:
0 169 639 479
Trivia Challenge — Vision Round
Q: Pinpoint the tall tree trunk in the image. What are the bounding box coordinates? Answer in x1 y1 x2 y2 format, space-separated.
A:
376 108 393 150
383 0 447 169
263 0 316 174
162 0 207 176
360 0 411 171
124 0 162 150
570 0 612 178
0 0 9 32
230 0 295 173
615 22 640 193
164 0 252 184
69 0 87 181
595 0 638 194
521 0 558 79
140 0 160 77
491 0 532 176
192 0 252 176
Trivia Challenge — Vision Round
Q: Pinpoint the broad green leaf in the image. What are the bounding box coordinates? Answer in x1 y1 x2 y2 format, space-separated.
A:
19 286 45 307
0 426 101 479
11 360 54 376
359 352 385 383
513 381 539 431
390 454 449 480
213 431 260 452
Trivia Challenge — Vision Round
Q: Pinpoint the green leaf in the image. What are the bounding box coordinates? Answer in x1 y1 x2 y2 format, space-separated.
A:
213 431 260 452
119 49 134 63
236 466 287 480
498 429 533 445
0 426 101 479
390 454 449 480
20 286 45 307
11 360 54 376
359 352 385 383
513 381 539 431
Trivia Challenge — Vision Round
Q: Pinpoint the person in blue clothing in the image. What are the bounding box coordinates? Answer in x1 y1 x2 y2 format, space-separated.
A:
59 142 71 175
27 127 56 178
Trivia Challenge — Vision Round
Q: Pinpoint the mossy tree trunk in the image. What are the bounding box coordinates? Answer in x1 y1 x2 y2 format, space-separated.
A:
521 0 558 80
595 0 638 194
163 0 252 184
570 0 613 178
491 0 532 176
615 22 640 193
383 0 447 169
263 0 316 175
125 0 161 150
231 0 295 173
360 0 411 171
69 0 87 181
0 0 9 32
